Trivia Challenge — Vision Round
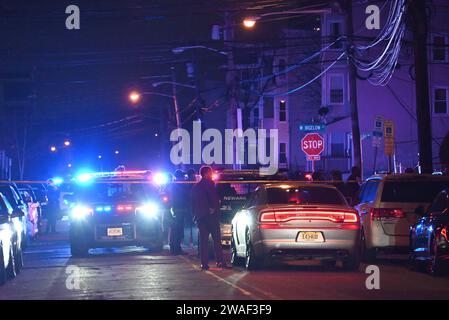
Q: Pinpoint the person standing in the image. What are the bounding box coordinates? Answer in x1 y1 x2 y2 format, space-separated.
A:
169 170 189 255
191 166 226 270
345 166 361 206
45 179 61 234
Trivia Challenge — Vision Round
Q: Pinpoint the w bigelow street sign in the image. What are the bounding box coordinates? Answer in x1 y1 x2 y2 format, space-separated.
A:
301 133 325 161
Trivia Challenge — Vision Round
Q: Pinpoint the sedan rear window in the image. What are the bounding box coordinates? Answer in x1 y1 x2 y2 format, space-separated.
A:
267 187 346 205
381 181 449 203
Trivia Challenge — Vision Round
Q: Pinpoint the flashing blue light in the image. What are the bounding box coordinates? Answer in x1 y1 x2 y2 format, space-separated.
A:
153 172 169 185
104 206 112 212
52 177 64 185
95 206 104 212
76 173 93 184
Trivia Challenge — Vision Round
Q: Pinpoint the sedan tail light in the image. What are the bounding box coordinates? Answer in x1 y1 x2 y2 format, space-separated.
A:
370 208 405 219
259 209 359 223
117 205 134 213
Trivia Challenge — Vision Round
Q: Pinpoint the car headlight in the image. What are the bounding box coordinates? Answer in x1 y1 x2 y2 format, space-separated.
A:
71 205 93 219
136 202 159 218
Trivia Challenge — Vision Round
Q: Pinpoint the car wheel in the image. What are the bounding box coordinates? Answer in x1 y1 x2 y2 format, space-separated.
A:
230 237 243 267
70 242 88 257
361 230 376 262
428 236 447 276
14 242 23 275
343 241 362 271
0 244 7 285
245 230 262 270
6 245 16 279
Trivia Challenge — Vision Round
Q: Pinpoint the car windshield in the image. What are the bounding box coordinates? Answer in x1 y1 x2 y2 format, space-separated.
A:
381 180 449 203
0 186 17 205
74 182 159 203
266 187 346 205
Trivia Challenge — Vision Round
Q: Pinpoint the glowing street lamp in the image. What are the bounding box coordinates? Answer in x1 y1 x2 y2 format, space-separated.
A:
50 146 57 152
64 140 71 147
128 91 141 104
243 17 258 28
114 150 120 155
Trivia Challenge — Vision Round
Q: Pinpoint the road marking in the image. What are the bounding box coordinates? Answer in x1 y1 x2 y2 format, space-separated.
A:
179 256 282 300
179 256 258 299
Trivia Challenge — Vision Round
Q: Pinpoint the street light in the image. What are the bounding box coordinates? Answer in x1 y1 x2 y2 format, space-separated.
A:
50 146 57 152
242 6 329 28
114 150 119 155
129 91 141 104
172 46 228 56
152 81 195 89
243 17 258 28
64 140 71 147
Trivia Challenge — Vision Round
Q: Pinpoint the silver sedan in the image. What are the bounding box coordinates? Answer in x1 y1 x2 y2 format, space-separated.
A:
231 183 362 270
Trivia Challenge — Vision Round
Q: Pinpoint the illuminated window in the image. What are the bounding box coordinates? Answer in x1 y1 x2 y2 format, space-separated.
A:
279 100 287 122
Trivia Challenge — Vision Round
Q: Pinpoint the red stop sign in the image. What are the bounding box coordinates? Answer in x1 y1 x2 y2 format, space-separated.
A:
301 133 325 156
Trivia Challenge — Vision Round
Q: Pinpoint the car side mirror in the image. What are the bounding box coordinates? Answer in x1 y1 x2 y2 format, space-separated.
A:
12 209 24 218
414 206 425 216
0 214 10 224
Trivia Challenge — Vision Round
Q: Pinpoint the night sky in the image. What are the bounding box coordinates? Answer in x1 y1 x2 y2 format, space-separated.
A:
0 0 323 179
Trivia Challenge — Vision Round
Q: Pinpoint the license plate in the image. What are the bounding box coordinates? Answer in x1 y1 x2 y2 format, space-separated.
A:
296 231 324 242
107 228 123 237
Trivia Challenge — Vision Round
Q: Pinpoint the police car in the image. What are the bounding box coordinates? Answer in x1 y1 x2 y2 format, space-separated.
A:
68 170 164 256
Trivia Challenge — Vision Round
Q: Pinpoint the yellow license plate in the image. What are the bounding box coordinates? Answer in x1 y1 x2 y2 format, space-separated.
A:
107 228 123 237
297 231 324 242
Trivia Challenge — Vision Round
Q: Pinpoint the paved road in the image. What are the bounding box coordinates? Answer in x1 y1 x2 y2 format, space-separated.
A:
1 234 449 300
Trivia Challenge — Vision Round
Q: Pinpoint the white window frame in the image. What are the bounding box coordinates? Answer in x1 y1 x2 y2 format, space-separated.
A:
327 20 343 50
432 34 448 63
328 73 345 105
433 87 448 116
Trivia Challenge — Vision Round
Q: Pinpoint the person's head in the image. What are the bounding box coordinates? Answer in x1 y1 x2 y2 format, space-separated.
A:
186 168 197 181
331 170 343 182
174 169 185 181
199 166 213 180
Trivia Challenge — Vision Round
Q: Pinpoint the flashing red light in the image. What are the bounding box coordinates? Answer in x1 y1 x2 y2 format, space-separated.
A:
370 208 405 219
212 173 219 181
117 205 134 212
260 209 359 223
305 174 313 181
162 196 169 203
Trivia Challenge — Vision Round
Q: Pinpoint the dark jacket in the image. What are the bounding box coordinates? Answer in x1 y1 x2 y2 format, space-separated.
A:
191 178 219 222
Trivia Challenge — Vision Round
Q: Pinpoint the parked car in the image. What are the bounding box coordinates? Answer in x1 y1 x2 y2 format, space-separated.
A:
231 183 361 270
0 192 24 285
410 188 449 275
355 174 449 261
0 183 29 248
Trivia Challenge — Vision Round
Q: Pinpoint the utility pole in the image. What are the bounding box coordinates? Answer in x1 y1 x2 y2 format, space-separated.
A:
224 11 242 169
409 0 433 174
170 67 181 129
343 0 363 177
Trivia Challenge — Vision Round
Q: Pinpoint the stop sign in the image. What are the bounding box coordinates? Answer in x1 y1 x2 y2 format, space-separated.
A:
301 133 325 157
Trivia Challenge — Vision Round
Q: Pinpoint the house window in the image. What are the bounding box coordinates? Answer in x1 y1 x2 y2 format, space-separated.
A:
330 22 342 49
433 35 447 62
278 58 286 78
279 100 287 122
331 133 345 157
263 97 274 118
434 88 447 114
280 143 287 164
253 107 259 127
329 74 344 104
